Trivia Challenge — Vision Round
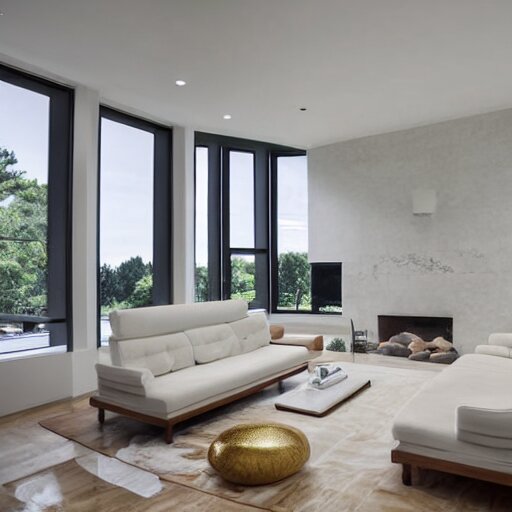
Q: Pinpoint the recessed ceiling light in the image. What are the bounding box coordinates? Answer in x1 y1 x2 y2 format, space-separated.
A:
175 80 186 87
223 114 232 120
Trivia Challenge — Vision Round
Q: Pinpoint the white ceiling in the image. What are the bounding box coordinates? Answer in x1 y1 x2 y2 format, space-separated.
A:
2 0 512 148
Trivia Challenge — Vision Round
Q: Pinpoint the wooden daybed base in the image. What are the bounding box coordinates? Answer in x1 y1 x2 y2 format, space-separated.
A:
392 449 512 487
90 362 308 444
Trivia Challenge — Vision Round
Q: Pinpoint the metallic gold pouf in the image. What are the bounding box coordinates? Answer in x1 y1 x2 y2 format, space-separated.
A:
207 423 310 485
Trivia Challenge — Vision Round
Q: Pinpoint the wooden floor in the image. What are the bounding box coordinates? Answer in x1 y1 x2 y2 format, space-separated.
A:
0 352 444 511
0 395 264 511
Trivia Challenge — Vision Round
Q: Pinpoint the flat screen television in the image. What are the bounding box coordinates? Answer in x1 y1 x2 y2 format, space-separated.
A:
310 262 342 313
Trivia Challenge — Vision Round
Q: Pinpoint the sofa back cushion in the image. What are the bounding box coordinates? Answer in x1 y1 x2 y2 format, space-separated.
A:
109 299 248 341
229 313 270 353
110 332 195 376
185 324 241 364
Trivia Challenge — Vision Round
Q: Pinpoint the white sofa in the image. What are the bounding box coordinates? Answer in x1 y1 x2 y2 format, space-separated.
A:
90 299 311 443
392 333 512 486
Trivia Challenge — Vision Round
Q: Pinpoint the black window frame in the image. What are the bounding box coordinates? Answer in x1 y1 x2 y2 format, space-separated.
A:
270 150 311 314
0 63 74 352
97 107 173 346
194 132 306 312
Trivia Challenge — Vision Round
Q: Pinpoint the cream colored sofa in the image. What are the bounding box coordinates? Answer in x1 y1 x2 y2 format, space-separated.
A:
392 333 512 486
90 300 311 443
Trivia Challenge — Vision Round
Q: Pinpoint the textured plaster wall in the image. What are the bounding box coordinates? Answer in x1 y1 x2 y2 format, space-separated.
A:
308 109 512 354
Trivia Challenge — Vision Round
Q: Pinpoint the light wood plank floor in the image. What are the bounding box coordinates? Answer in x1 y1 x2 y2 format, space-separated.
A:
0 352 444 511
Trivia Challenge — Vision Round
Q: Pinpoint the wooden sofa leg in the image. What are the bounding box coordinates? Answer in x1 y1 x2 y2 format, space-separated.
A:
402 464 412 486
98 408 105 424
165 423 174 444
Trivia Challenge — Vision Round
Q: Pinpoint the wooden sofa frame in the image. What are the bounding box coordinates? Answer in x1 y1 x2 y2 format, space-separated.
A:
392 449 512 487
90 362 308 444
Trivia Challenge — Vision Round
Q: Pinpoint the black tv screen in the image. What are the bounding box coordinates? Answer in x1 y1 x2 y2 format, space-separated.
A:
311 262 342 313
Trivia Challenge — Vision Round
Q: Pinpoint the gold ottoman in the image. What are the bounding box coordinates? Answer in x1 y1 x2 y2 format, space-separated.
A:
208 423 310 485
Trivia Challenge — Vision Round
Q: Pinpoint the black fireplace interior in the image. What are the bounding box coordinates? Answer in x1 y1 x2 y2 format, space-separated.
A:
311 263 342 313
378 315 453 342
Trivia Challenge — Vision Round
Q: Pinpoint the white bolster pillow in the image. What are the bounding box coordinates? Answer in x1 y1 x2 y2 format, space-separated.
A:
457 405 512 448
474 345 512 358
488 333 512 348
96 363 154 396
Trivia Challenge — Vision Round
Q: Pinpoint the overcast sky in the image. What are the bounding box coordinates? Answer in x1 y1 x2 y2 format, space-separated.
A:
1 79 308 269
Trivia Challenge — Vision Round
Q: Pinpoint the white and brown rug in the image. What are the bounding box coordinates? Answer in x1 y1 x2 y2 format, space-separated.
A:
40 362 512 511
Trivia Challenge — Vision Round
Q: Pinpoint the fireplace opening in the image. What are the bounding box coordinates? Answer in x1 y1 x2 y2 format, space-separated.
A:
376 315 457 364
378 315 453 343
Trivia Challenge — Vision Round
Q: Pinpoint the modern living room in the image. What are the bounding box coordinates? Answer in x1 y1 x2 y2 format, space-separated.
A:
2 1 512 510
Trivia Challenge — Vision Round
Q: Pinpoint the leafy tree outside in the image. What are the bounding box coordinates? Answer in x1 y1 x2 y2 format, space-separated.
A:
0 147 48 316
99 257 153 314
194 251 312 310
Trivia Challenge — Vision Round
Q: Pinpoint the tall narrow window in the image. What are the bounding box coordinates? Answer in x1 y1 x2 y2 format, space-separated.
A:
224 149 268 309
229 151 255 248
0 65 73 354
195 147 209 302
275 155 311 311
98 108 172 345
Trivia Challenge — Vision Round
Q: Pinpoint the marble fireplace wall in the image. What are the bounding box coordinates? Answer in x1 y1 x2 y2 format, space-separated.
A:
308 108 512 354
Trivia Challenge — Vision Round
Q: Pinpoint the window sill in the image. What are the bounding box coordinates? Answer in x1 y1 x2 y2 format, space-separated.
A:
0 345 67 363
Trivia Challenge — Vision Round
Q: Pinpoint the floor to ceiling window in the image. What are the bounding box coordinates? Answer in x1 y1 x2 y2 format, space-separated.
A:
194 146 209 302
272 154 311 311
98 107 172 345
0 65 73 354
194 132 307 312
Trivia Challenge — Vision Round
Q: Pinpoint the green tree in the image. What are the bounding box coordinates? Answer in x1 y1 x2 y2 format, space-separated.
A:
230 257 256 302
195 265 209 302
99 264 118 307
0 147 47 315
128 274 153 308
115 256 150 303
278 252 311 310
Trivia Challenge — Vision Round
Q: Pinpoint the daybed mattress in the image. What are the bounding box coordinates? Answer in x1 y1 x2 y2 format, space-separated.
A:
392 354 512 471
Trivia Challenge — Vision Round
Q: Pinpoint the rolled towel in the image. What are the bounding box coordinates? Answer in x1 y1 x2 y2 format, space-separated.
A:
309 371 347 389
314 364 345 380
309 365 347 389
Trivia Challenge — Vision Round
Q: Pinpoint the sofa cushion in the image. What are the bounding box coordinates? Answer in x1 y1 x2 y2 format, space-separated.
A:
457 406 512 448
185 324 241 363
475 344 512 358
144 344 310 415
488 333 512 348
109 299 248 340
229 313 270 353
110 332 195 376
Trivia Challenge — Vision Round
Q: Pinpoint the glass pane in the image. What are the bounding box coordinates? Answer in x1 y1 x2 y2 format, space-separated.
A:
276 155 311 311
99 118 154 345
229 151 254 248
230 254 256 304
195 147 209 302
0 80 50 352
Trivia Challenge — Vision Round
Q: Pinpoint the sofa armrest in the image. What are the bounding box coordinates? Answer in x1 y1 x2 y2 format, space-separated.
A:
270 324 285 340
456 405 512 448
475 345 512 358
488 333 512 348
95 363 154 397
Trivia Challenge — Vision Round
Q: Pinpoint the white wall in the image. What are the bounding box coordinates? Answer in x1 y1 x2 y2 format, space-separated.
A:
172 127 196 304
309 109 512 354
0 59 196 417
